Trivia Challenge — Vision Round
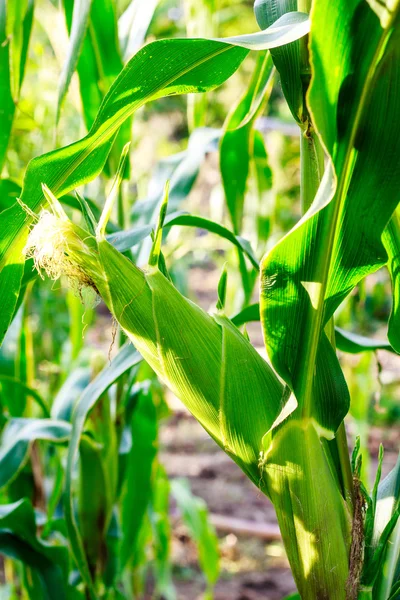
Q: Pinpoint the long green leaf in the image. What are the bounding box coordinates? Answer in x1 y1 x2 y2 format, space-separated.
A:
0 0 34 172
383 207 400 353
120 385 158 568
0 418 71 489
118 0 159 61
254 0 304 123
57 0 93 122
0 11 310 345
63 0 131 170
64 343 142 597
220 52 273 233
335 328 395 355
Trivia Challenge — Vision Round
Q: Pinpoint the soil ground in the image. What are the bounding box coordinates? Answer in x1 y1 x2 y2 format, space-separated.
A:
160 409 296 600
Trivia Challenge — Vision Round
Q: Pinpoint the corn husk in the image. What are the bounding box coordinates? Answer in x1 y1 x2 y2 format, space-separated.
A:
25 202 352 598
24 210 284 489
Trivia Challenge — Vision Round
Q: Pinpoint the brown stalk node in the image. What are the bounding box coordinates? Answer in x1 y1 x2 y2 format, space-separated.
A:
108 318 118 363
346 476 366 600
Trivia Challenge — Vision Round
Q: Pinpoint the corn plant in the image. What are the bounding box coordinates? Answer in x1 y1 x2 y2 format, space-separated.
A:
0 0 400 599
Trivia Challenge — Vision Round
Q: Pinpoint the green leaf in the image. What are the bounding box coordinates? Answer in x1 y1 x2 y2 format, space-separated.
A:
0 499 69 600
220 51 274 233
63 0 131 175
216 264 228 311
372 456 400 598
0 418 71 489
0 12 310 345
219 50 274 302
64 343 142 597
78 436 110 576
253 129 273 242
107 224 151 251
383 207 400 353
0 0 34 172
57 0 93 123
51 367 90 422
120 385 158 568
150 465 176 600
164 212 259 269
335 328 395 355
231 302 260 326
254 0 305 123
118 0 159 61
6 0 28 100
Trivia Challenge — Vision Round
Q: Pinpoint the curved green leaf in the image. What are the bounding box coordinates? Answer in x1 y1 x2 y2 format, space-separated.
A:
165 212 259 269
0 12 309 344
0 418 71 489
109 212 259 270
0 499 68 600
335 328 395 355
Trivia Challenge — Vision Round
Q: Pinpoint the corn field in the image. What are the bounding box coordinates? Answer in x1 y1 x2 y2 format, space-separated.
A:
0 0 399 598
